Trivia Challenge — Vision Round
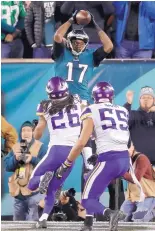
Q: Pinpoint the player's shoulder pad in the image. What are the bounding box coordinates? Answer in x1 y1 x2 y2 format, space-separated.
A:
80 106 92 121
36 103 44 116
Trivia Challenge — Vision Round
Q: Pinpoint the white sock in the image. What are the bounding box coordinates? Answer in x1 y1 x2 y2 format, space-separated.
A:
39 213 48 221
82 147 94 170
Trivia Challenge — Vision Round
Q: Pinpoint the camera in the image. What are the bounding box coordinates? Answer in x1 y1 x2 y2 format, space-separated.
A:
51 212 67 221
19 139 30 164
62 188 76 197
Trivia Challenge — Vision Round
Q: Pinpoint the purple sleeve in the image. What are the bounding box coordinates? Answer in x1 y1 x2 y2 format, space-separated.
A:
36 104 44 116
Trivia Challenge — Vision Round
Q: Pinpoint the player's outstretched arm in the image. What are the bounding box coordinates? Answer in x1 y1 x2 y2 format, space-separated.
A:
55 118 94 179
54 11 77 43
90 13 113 53
33 116 47 140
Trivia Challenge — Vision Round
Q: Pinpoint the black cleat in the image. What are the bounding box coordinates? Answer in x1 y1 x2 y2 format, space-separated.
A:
34 219 47 229
104 208 123 231
80 215 93 231
39 171 54 194
80 225 92 231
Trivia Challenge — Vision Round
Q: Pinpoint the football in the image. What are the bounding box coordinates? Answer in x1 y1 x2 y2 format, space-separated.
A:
76 10 91 26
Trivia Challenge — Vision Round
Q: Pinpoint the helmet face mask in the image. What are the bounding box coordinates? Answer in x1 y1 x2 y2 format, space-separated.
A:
46 77 69 101
67 29 89 56
92 82 115 104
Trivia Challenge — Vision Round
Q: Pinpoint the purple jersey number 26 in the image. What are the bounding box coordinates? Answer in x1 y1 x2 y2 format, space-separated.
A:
51 105 80 130
99 108 128 131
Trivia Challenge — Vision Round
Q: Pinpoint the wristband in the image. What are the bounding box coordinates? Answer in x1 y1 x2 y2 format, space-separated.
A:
64 158 73 167
68 18 74 25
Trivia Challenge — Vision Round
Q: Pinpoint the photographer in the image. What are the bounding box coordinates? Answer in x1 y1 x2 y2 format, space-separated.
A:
4 121 48 221
121 143 155 222
38 188 81 222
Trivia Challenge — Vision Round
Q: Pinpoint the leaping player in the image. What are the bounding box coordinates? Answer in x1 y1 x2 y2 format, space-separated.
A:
56 82 130 231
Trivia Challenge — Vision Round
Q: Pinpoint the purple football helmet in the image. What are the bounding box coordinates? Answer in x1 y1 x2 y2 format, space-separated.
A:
46 77 69 100
92 82 114 103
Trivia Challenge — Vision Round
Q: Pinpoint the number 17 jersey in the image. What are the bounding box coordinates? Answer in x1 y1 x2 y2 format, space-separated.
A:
81 102 130 154
36 96 81 147
54 48 95 101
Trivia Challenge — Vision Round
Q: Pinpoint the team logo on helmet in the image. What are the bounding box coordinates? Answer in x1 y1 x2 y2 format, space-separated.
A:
46 77 69 100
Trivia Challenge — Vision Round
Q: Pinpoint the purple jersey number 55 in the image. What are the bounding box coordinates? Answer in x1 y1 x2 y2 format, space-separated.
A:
99 108 128 131
51 105 80 130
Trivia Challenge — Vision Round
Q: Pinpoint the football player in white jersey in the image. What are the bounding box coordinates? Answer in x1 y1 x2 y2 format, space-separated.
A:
56 81 130 231
28 77 81 228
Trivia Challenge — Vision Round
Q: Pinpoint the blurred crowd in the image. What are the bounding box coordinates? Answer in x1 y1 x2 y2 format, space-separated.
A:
1 1 155 59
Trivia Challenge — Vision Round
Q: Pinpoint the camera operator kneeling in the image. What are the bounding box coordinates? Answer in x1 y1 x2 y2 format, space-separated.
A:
38 188 86 221
121 143 155 222
4 121 48 221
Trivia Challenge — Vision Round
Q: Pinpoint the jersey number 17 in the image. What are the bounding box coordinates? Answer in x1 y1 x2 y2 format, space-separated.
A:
66 62 88 83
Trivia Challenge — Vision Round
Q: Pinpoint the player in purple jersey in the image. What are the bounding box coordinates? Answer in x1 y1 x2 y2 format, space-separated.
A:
28 77 81 228
56 82 130 231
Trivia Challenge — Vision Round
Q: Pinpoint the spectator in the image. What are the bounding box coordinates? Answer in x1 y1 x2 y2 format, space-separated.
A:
1 116 18 156
1 1 26 58
124 86 155 164
25 1 56 58
22 1 33 59
121 143 155 222
4 121 48 221
113 1 155 59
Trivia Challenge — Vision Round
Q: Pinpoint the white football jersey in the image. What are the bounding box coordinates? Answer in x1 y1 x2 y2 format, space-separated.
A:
37 96 81 147
81 102 130 154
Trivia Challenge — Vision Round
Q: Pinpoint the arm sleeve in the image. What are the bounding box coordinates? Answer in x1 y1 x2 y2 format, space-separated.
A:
1 19 16 33
113 1 127 15
19 2 26 17
134 155 150 182
123 155 149 183
16 2 26 30
24 4 35 46
123 102 131 112
152 112 155 122
3 151 19 172
30 144 48 166
60 2 75 15
51 41 64 60
123 172 134 183
123 103 134 127
93 47 109 67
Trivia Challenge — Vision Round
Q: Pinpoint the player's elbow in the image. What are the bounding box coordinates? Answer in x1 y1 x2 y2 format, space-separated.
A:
77 139 86 150
33 128 42 140
54 32 63 43
104 42 113 54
